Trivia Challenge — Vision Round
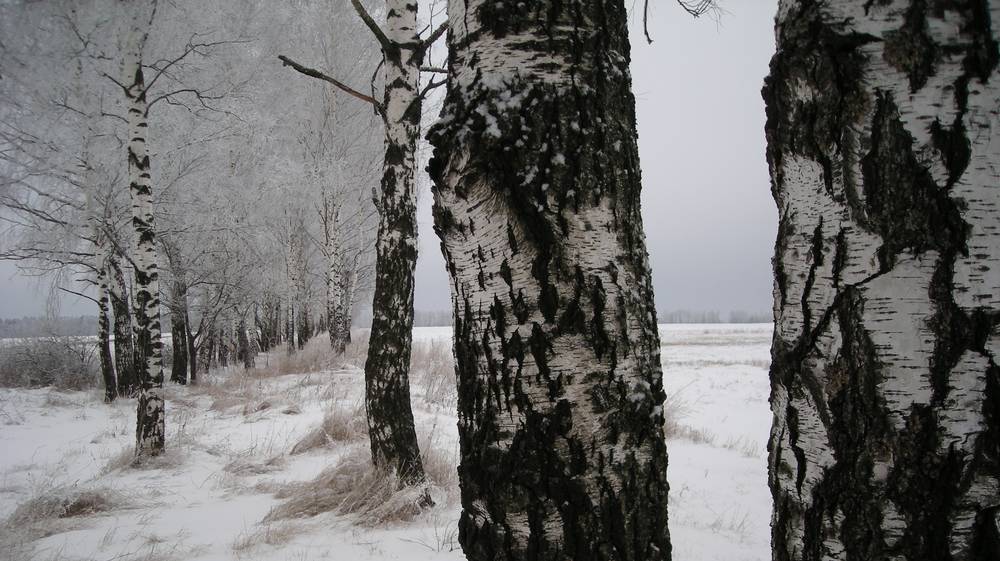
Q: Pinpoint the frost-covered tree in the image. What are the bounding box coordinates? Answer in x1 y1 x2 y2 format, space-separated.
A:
279 0 446 488
427 1 671 559
764 2 1000 559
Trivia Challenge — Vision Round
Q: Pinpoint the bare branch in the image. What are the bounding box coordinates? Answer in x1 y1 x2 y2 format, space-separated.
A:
277 55 381 110
643 0 722 44
146 88 225 114
58 286 99 305
417 20 448 56
142 35 249 96
349 0 392 53
100 72 130 94
676 0 720 18
420 66 447 74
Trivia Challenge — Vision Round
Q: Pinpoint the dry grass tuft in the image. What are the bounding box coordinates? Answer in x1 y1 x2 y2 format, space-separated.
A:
338 330 370 369
223 455 286 476
231 520 307 553
661 386 693 440
8 488 122 523
410 340 455 407
289 402 367 455
0 485 132 555
419 422 459 504
266 447 439 527
102 446 186 474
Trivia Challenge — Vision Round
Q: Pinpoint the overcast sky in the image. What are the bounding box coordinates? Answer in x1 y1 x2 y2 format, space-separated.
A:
1 0 779 319
415 1 780 315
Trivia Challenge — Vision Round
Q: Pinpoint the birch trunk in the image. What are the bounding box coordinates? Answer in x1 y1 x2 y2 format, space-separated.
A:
110 259 138 396
324 194 347 353
427 1 670 559
123 0 164 457
97 261 116 403
327 252 345 352
765 2 1000 559
286 227 298 355
237 316 254 369
362 0 425 484
337 266 355 347
169 280 188 385
185 306 196 383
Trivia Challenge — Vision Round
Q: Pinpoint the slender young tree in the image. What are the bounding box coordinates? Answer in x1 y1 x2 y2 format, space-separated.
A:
427 1 671 559
120 0 165 456
764 1 1000 559
278 0 447 486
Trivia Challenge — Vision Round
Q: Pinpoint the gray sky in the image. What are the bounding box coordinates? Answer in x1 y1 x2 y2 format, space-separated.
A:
1 1 779 319
415 1 780 315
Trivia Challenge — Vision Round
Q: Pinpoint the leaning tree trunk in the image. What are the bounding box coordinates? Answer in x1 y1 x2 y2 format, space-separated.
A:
765 2 1000 560
362 0 426 486
96 260 116 403
110 259 138 396
123 0 164 457
427 1 671 559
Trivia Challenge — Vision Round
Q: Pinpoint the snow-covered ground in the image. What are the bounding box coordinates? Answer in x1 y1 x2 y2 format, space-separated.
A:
0 324 773 561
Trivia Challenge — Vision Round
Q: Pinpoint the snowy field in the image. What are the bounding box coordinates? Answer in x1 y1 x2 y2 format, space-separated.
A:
0 324 773 561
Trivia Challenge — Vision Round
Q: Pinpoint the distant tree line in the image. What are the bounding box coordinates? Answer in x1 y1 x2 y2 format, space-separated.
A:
659 310 771 324
0 316 98 339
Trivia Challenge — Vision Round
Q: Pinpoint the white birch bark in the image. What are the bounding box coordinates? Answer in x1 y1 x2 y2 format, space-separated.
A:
122 0 164 457
428 1 670 559
360 0 426 485
766 2 1000 559
322 189 347 353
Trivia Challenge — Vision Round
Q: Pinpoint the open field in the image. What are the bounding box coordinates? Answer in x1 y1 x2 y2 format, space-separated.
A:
0 324 773 561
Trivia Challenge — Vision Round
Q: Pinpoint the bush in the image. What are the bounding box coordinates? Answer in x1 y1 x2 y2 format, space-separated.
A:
0 337 97 390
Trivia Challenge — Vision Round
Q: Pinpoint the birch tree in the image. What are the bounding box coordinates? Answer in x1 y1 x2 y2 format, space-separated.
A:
765 2 1000 559
427 1 671 559
115 0 166 456
278 0 446 487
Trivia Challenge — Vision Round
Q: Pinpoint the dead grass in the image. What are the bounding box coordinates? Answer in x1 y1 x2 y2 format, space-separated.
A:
0 485 133 556
410 340 455 408
8 487 123 523
723 435 763 458
223 455 286 476
267 431 458 528
265 447 424 526
339 331 370 368
231 520 307 555
419 421 459 504
289 402 367 455
661 386 693 440
102 446 186 474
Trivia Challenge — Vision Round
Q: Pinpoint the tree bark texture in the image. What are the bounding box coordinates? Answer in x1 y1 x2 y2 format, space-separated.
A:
337 266 355 347
123 0 164 457
362 0 426 484
169 279 188 385
97 261 116 403
765 2 1000 559
323 193 348 354
110 259 138 396
237 316 254 369
427 1 670 560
